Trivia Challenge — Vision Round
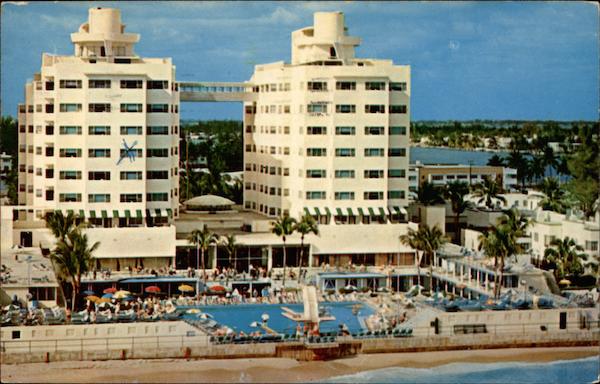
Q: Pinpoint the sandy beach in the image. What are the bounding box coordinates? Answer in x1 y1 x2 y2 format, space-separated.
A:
2 346 598 383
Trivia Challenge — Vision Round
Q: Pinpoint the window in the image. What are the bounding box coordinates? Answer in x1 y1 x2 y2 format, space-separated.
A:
147 126 169 135
88 171 110 180
88 148 111 158
307 126 327 135
365 126 385 135
336 81 356 90
388 169 406 178
335 148 355 157
365 81 386 90
120 171 142 180
364 191 384 200
307 148 327 156
147 170 169 179
120 104 143 113
120 80 143 89
59 80 82 89
335 126 355 135
335 170 355 178
390 82 407 91
307 103 327 114
59 148 82 158
89 103 111 112
336 104 356 113
390 126 407 135
388 190 405 199
365 104 385 113
306 169 326 178
364 170 384 178
120 194 143 203
89 126 110 135
307 81 327 91
59 126 82 135
147 192 168 201
335 192 355 200
306 191 326 200
147 80 168 89
59 171 82 180
147 148 169 157
147 104 169 113
89 79 111 88
585 241 598 251
364 148 384 157
59 193 82 202
432 175 444 181
89 194 110 203
59 103 82 112
388 148 407 157
120 126 142 135
390 105 407 114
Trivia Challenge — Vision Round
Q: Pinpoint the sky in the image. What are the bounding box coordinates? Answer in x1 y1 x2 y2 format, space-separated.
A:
1 1 598 121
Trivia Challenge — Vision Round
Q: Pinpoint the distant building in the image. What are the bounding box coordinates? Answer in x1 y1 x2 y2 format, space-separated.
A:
0 152 13 197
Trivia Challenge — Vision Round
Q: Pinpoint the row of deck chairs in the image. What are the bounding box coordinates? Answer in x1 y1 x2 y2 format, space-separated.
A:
352 328 413 339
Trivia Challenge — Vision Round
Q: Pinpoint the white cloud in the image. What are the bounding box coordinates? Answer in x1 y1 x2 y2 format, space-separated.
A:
448 40 460 51
1 1 28 7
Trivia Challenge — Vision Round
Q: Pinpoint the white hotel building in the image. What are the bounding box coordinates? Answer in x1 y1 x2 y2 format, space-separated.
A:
243 12 411 223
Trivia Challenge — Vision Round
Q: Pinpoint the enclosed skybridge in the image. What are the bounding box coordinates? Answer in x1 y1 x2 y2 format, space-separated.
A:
178 81 258 102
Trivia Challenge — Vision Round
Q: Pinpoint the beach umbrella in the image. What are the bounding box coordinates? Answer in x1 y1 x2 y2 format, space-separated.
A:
82 290 95 296
186 308 200 314
209 285 226 293
199 313 213 319
85 295 99 302
103 287 117 294
97 298 112 303
102 293 114 299
344 285 357 292
178 284 194 292
145 286 161 293
559 279 571 286
113 290 131 299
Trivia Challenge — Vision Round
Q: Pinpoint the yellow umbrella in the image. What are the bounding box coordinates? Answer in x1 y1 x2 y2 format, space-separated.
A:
558 279 571 286
85 295 99 302
113 290 132 299
97 297 112 303
178 284 194 292
186 308 200 314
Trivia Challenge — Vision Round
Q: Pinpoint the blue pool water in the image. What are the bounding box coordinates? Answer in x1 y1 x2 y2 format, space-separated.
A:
322 356 599 383
182 302 375 334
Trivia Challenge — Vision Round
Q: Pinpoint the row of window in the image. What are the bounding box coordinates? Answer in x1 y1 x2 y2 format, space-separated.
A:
254 81 407 92
305 169 406 178
244 163 291 176
57 170 170 180
19 124 177 136
305 148 407 157
58 103 176 113
244 183 290 197
305 126 407 135
56 148 174 158
244 144 290 155
59 192 170 203
243 201 285 218
58 79 169 90
245 104 407 115
305 191 406 200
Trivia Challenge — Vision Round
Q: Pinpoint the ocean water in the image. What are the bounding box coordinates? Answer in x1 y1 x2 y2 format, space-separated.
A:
410 147 506 166
322 356 599 384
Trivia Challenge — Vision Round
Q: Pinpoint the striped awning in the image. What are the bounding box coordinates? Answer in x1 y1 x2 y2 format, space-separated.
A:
124 210 131 218
146 209 155 218
112 210 119 218
357 208 366 217
347 208 355 216
378 207 387 217
101 210 108 219
89 210 96 219
324 207 332 217
136 209 143 219
304 207 311 216
335 208 344 216
367 207 376 217
400 207 408 215
314 207 322 216
79 209 85 218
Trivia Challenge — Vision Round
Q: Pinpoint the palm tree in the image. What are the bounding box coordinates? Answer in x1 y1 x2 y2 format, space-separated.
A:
45 210 83 242
50 230 99 311
221 234 237 286
417 181 445 206
271 214 297 288
544 237 587 282
294 214 319 283
538 177 566 213
444 181 472 244
529 155 546 185
507 150 529 189
471 177 507 209
188 225 218 287
497 207 531 262
478 226 510 299
400 224 448 293
487 154 504 166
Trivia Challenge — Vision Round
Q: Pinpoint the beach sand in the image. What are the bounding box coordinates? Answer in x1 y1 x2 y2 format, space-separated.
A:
2 346 598 383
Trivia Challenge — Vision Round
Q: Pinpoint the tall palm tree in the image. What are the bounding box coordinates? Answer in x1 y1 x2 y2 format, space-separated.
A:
188 225 218 287
45 210 83 242
538 177 566 213
478 226 509 299
507 150 529 189
271 214 297 288
529 155 546 185
294 214 319 283
486 154 504 166
497 207 531 262
50 230 99 311
400 224 448 293
471 177 507 209
221 234 237 286
444 181 472 243
544 237 587 282
417 181 445 206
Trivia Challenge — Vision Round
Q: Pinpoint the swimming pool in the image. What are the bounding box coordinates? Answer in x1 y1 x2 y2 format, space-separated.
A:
182 302 375 334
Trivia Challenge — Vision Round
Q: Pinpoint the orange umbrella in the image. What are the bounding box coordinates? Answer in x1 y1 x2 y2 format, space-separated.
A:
145 286 161 293
178 284 194 292
103 287 117 294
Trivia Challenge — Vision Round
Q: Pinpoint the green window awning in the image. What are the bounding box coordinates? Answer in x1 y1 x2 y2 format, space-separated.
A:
66 209 74 215
336 208 344 216
124 210 131 218
146 209 154 218
136 209 143 219
101 210 108 219
378 207 387 217
357 208 366 217
347 208 355 216
89 210 96 219
155 209 162 217
304 207 311 216
79 210 85 218
166 208 173 218
314 207 322 216
368 207 376 217
392 206 401 214
112 210 119 218
324 207 332 216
